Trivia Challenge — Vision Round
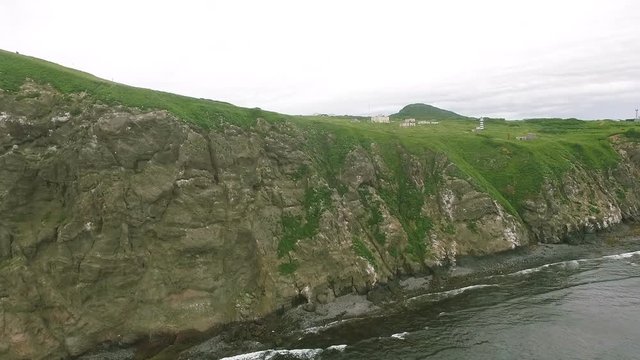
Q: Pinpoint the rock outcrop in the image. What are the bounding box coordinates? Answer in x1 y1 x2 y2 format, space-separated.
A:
1 83 639 359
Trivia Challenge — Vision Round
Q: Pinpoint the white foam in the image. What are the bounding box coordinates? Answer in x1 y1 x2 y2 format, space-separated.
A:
301 325 324 335
326 344 347 352
408 283 498 303
391 332 410 340
490 251 640 279
220 348 323 360
602 250 640 260
441 284 497 296
505 262 560 277
302 318 357 334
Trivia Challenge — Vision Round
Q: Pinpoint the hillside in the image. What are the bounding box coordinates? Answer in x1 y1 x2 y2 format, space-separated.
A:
2 50 640 359
391 103 469 120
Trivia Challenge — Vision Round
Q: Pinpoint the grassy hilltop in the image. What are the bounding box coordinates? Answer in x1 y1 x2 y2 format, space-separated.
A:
391 103 469 120
1 49 638 222
0 49 289 128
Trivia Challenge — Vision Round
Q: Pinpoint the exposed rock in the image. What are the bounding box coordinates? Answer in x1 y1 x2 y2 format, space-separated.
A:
1 83 640 359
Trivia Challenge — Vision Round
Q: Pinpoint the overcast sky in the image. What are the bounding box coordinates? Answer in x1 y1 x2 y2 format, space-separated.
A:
1 0 639 119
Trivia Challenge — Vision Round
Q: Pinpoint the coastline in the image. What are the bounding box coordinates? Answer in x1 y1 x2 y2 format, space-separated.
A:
80 222 640 359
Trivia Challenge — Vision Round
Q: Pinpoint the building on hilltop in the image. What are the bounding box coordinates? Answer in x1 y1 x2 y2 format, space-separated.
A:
400 118 416 127
516 133 537 141
474 117 485 131
417 120 439 125
371 115 390 123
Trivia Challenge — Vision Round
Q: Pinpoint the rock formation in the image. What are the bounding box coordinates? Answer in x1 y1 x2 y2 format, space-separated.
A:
1 82 640 359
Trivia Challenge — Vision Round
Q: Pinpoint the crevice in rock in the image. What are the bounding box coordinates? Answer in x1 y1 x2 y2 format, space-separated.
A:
291 293 308 308
354 216 394 275
201 132 220 184
76 232 97 274
8 233 14 259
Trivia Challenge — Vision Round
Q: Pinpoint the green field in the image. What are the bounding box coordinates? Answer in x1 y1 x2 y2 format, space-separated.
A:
1 48 638 226
0 49 289 128
293 116 638 215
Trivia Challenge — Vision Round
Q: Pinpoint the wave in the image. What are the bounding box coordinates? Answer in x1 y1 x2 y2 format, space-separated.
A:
390 332 410 340
407 284 499 303
302 318 360 335
405 249 640 304
222 344 347 360
490 250 640 279
326 344 347 352
602 250 640 260
220 348 323 360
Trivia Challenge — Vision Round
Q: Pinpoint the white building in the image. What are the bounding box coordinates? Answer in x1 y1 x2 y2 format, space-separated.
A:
417 120 439 125
516 133 537 141
371 115 390 123
400 118 416 127
475 117 485 131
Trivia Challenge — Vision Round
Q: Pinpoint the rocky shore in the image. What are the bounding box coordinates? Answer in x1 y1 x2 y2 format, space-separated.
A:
78 222 640 359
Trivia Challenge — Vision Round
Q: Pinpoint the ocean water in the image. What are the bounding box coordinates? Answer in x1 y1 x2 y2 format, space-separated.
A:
225 250 640 360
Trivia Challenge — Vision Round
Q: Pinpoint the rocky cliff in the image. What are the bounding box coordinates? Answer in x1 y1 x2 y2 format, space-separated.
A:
1 82 640 359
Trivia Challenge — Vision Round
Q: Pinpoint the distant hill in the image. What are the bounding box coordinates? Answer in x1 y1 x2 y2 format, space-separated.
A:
392 103 469 120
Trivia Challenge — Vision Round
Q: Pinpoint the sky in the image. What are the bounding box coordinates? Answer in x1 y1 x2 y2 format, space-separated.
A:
1 0 639 119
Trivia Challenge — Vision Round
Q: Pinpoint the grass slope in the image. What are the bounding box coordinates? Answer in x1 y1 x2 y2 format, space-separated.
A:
0 49 288 128
391 103 469 120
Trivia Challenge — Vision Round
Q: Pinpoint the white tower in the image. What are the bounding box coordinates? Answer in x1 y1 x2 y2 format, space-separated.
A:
476 117 485 131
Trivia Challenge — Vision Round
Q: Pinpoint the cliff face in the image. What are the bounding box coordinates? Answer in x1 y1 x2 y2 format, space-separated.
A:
1 83 639 359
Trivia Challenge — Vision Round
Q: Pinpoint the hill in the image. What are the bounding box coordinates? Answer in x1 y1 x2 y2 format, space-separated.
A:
0 49 288 128
391 103 469 120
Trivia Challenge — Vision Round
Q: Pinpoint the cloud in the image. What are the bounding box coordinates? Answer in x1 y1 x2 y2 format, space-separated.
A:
1 0 639 119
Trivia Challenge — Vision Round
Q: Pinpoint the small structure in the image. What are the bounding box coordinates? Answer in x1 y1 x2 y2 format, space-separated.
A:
400 118 416 127
516 133 537 141
371 115 390 123
417 120 439 125
474 117 485 131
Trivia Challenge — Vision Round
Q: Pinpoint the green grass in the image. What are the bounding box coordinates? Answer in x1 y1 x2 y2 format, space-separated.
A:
0 49 289 128
278 261 299 275
290 115 633 217
623 128 640 141
352 237 377 267
358 187 386 245
277 185 332 259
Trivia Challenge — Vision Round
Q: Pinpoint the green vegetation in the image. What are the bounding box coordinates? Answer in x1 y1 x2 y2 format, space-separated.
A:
291 115 633 219
442 222 456 235
358 187 386 245
352 237 377 267
623 128 640 141
467 220 479 234
277 185 332 258
396 173 433 260
278 261 299 275
391 103 469 120
0 49 288 128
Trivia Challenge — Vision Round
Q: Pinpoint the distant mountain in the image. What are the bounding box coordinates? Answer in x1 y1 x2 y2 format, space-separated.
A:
392 103 469 120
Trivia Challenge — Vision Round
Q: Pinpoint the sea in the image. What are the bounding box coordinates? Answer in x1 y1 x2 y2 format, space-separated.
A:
222 248 640 360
